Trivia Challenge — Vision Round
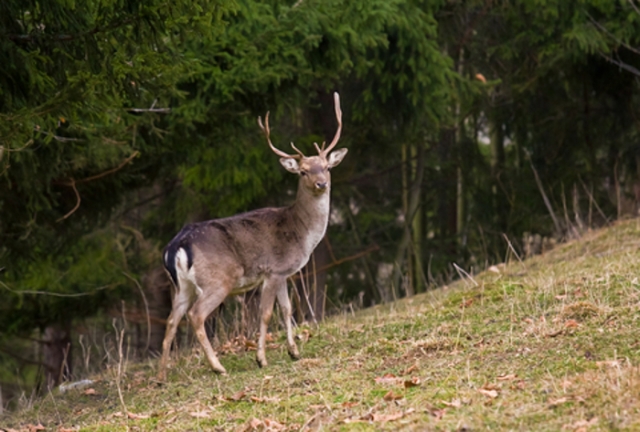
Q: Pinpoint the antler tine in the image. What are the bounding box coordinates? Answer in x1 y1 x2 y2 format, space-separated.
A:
320 92 342 157
290 142 306 158
258 112 301 159
313 142 322 154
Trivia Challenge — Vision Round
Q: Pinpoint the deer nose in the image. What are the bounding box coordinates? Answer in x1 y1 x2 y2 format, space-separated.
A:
315 181 328 190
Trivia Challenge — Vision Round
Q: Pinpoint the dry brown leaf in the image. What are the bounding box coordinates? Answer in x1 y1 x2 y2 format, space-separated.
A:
372 411 404 423
383 390 403 401
404 377 421 388
564 319 580 328
127 412 150 420
401 364 419 375
83 388 97 395
244 340 257 350
596 360 620 368
460 298 474 308
478 388 499 398
341 401 358 408
228 390 247 401
427 407 446 420
27 425 46 432
189 410 211 419
546 328 564 338
374 373 398 385
548 397 569 407
562 417 598 431
497 374 517 381
487 265 500 273
58 428 78 432
555 294 567 300
442 399 462 408
250 396 280 404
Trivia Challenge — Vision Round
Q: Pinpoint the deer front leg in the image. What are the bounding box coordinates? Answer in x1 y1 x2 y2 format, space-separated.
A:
276 279 299 360
256 278 279 368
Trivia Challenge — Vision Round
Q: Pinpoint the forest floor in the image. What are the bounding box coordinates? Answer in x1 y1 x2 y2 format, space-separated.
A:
3 219 640 431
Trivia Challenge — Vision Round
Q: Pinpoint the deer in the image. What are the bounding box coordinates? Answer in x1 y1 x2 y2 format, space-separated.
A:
157 93 347 379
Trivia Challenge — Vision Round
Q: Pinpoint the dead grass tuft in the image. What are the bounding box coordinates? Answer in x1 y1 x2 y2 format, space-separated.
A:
560 301 602 320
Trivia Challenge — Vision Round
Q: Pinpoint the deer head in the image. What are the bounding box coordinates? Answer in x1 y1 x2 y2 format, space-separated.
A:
258 93 348 196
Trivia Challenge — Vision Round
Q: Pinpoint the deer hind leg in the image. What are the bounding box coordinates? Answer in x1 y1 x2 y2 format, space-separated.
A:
276 279 299 360
157 282 192 381
188 285 228 374
256 277 279 368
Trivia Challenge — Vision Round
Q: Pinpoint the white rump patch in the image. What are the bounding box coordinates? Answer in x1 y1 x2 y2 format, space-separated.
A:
175 248 203 297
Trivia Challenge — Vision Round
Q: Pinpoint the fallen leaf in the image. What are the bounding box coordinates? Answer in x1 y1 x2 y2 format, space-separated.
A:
244 340 257 350
383 390 403 401
372 411 405 423
83 388 97 395
189 410 211 418
427 407 446 420
488 265 500 273
228 390 246 401
404 377 421 388
555 294 567 300
596 360 620 368
127 412 150 420
548 397 569 407
564 319 580 328
250 396 280 403
475 73 487 84
497 374 517 381
442 399 461 408
58 428 78 432
374 373 398 385
460 298 474 308
341 401 358 408
562 417 598 431
546 328 564 338
478 388 499 398
401 364 419 375
27 425 46 432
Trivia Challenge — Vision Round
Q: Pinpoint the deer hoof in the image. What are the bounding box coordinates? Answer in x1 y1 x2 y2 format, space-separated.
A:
213 366 227 375
288 347 300 360
256 356 268 368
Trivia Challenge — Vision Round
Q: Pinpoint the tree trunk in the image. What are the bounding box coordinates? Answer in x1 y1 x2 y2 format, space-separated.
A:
42 323 72 389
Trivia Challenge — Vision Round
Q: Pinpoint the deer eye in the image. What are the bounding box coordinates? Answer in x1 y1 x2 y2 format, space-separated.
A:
300 170 307 176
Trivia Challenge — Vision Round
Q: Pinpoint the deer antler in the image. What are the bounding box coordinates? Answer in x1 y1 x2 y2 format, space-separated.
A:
258 112 303 159
319 92 342 157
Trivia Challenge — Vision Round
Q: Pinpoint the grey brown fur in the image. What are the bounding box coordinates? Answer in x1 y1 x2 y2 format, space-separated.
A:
157 93 347 378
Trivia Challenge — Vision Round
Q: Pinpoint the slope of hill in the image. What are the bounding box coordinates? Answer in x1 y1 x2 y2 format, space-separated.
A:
3 219 640 431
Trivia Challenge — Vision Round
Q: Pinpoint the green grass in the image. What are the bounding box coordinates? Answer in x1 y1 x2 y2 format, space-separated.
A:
4 219 640 431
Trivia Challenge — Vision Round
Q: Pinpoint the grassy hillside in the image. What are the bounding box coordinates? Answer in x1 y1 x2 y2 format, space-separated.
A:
4 219 640 431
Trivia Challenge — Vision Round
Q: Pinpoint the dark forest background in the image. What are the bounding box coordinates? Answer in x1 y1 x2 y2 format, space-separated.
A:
2 0 640 410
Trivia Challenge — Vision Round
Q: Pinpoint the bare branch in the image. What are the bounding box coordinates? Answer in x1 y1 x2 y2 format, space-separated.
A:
77 150 139 184
57 179 81 222
599 53 640 77
0 280 114 297
127 108 171 113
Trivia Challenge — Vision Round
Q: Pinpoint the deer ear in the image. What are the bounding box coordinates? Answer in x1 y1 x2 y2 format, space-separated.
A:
327 148 348 168
279 157 300 173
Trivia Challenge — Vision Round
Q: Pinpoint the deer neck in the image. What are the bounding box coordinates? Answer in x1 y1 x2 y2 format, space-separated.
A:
289 181 331 253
